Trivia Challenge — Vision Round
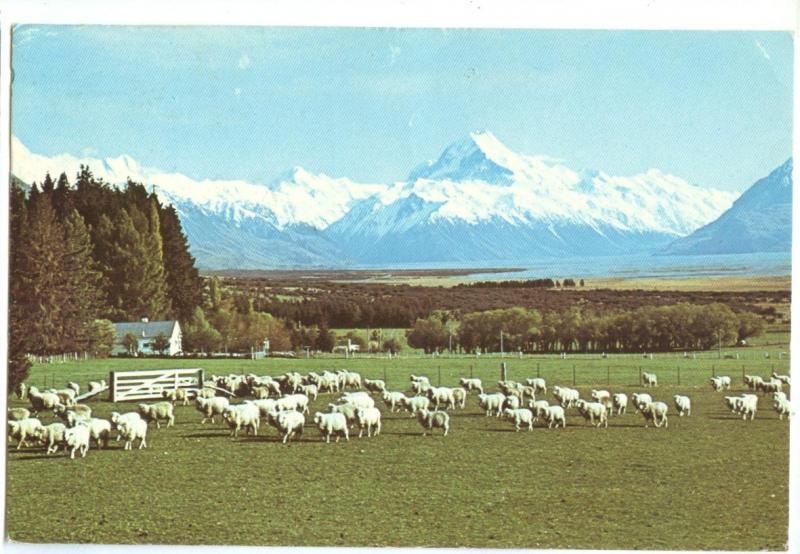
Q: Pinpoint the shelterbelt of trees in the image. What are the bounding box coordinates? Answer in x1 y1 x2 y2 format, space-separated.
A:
8 169 203 390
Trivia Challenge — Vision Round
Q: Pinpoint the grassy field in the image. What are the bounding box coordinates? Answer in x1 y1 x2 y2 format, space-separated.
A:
6 343 791 548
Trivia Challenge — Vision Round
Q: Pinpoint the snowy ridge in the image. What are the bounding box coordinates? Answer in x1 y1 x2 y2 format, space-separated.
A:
11 132 740 268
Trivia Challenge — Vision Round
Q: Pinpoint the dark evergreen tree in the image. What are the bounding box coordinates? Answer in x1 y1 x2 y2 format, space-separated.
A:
9 182 32 391
160 205 203 321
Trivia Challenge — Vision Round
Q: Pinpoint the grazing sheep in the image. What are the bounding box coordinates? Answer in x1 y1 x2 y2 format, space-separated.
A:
67 382 80 396
459 378 483 394
138 402 175 429
758 379 783 394
575 399 608 428
162 388 190 406
612 393 628 416
773 391 788 404
195 397 230 424
299 384 319 401
642 372 658 387
631 393 653 413
772 372 791 386
382 391 407 412
528 400 550 423
281 393 310 415
338 391 375 410
314 412 349 443
503 408 534 431
117 419 148 450
110 411 142 430
552 386 579 409
340 370 363 390
478 392 506 417
710 376 730 392
275 410 305 443
250 398 279 421
410 375 430 386
34 422 67 454
85 418 112 449
638 401 669 428
723 396 741 414
355 407 382 438
411 380 431 395
502 395 521 411
404 395 431 416
63 424 91 459
26 386 60 415
8 418 43 449
328 402 359 429
590 389 611 404
15 382 27 400
53 403 92 424
415 409 450 436
222 403 261 437
8 407 31 421
738 394 758 420
744 375 764 390
50 388 77 407
363 379 387 394
773 397 791 420
673 395 691 417
451 387 467 409
525 378 547 395
88 380 106 393
542 405 566 429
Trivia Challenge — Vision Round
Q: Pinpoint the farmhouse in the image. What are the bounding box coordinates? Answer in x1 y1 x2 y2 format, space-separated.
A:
111 318 182 356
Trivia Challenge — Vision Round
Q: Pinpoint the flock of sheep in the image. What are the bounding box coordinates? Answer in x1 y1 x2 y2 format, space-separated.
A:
6 368 792 459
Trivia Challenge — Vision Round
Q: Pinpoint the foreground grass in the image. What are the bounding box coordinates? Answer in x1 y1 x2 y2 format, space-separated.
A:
6 355 790 548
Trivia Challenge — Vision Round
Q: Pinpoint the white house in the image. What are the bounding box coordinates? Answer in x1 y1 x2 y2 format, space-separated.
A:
112 318 182 356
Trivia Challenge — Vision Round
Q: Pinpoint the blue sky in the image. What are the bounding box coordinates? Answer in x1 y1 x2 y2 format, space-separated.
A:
11 26 793 192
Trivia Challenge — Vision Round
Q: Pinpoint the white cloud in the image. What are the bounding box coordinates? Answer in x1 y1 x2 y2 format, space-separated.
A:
238 53 251 69
755 40 771 60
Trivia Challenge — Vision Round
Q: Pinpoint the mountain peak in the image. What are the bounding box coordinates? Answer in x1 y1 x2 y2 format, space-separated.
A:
407 130 515 184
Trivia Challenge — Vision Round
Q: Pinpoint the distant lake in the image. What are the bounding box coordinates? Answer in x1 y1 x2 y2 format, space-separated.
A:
358 252 792 280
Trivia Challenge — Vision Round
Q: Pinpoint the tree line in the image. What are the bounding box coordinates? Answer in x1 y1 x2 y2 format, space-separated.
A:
406 304 765 354
8 168 204 390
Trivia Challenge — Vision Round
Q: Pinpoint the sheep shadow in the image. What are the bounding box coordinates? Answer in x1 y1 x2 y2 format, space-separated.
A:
182 432 232 439
383 431 426 437
484 428 517 433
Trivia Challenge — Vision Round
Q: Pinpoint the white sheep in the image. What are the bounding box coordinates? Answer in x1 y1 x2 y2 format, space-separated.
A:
110 411 142 430
54 403 92 424
415 408 450 436
502 395 522 411
299 384 319 401
118 418 148 450
404 395 431 416
195 397 230 424
411 380 431 395
503 408 534 431
338 391 375 410
590 389 611 403
773 397 791 420
162 388 190 406
64 424 91 459
67 382 81 396
451 387 468 409
639 401 669 428
137 401 175 428
631 392 653 413
328 402 360 428
552 386 579 408
250 398 278 421
710 376 730 392
772 391 787 404
355 407 382 438
528 400 550 423
275 410 305 443
758 379 783 394
673 395 691 417
88 380 106 393
772 372 790 386
26 386 60 415
478 392 506 417
223 403 261 437
15 382 27 400
8 418 43 449
410 375 430 386
723 396 741 414
525 378 547 395
612 393 628 416
575 399 608 428
85 418 113 449
8 407 31 421
382 391 407 412
744 375 764 390
738 394 758 421
363 379 387 394
459 378 483 394
34 422 67 454
284 393 310 415
642 372 658 387
543 405 566 429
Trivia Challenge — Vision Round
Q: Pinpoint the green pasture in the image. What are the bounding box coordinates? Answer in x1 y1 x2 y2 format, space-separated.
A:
6 338 791 548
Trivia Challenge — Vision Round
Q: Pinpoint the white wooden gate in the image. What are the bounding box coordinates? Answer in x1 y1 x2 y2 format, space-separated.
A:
109 368 204 402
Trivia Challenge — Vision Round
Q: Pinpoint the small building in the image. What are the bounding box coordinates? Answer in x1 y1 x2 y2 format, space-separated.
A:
112 318 182 356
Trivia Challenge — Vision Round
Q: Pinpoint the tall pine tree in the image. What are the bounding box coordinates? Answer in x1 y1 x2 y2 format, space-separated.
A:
160 204 203 322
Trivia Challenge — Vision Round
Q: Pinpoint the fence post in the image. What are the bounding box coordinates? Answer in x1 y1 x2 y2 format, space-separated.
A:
639 366 642 386
383 366 387 386
742 365 745 383
677 366 680 386
470 364 474 379
712 365 716 378
501 362 508 382
607 365 610 385
572 364 576 386
537 363 540 379
438 366 442 387
108 371 115 402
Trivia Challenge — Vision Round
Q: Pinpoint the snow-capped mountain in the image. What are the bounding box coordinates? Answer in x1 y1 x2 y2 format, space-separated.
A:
660 159 792 255
11 132 740 268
